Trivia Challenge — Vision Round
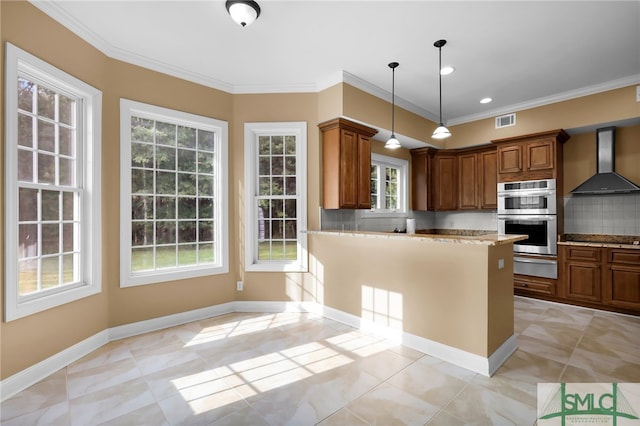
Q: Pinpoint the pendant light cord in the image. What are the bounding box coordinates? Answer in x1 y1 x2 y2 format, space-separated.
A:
438 44 443 124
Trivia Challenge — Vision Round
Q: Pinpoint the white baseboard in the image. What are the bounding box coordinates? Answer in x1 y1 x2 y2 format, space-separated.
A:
1 300 515 401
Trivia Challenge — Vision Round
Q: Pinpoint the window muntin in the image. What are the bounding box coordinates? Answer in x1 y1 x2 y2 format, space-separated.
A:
245 123 307 272
5 43 102 321
120 100 228 287
368 154 408 215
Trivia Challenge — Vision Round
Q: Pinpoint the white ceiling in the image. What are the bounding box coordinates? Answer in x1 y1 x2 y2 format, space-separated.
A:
33 1 640 128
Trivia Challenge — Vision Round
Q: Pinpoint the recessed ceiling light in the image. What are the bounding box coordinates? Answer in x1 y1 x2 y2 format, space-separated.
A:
480 97 493 104
440 66 455 76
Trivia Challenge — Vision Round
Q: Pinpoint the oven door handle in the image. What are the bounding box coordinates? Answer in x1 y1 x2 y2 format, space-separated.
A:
497 190 555 197
514 257 557 266
498 215 557 221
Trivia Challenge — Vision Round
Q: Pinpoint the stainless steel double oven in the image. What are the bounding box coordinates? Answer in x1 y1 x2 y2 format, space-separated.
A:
497 179 558 279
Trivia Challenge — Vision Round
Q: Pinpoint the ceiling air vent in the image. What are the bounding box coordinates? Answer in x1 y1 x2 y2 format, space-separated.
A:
495 113 516 129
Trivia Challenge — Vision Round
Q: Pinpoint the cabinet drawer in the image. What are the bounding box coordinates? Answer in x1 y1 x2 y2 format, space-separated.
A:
609 249 640 265
514 275 556 296
566 246 601 262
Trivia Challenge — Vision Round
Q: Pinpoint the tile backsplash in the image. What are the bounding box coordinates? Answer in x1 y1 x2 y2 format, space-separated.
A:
564 193 640 235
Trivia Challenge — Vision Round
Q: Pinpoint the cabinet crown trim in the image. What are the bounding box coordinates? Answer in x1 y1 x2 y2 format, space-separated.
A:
318 117 378 137
491 129 569 145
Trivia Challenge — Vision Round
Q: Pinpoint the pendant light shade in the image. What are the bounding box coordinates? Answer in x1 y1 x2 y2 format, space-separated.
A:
432 39 451 140
385 62 401 150
226 0 261 27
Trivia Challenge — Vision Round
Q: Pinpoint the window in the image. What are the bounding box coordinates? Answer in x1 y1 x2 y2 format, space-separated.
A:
368 153 408 215
244 122 307 272
4 43 102 321
119 100 228 287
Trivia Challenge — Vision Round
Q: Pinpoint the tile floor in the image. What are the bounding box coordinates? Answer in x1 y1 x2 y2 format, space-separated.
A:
1 296 640 425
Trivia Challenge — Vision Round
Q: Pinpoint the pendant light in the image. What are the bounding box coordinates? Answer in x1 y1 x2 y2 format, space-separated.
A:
226 0 261 27
432 39 451 140
385 62 401 149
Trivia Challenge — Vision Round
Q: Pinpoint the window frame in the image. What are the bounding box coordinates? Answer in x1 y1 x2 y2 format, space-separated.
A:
119 99 229 287
364 153 409 218
4 42 102 321
244 122 308 272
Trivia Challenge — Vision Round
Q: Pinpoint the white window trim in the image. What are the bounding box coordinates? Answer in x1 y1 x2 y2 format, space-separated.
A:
119 99 229 287
4 42 102 321
244 122 308 272
362 153 409 218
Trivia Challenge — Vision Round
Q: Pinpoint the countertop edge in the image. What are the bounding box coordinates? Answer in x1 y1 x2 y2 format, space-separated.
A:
306 230 528 246
558 241 640 250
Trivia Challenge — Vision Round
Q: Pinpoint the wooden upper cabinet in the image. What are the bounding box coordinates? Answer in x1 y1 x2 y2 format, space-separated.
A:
478 149 497 209
410 147 434 211
458 152 478 210
433 153 458 211
319 118 377 209
492 129 569 182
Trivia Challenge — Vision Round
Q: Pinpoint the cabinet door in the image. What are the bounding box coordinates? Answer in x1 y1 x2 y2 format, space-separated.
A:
411 150 431 211
458 153 478 209
497 144 523 174
565 261 602 302
604 265 640 311
479 150 497 209
357 134 371 209
526 139 554 171
433 155 458 210
339 129 358 209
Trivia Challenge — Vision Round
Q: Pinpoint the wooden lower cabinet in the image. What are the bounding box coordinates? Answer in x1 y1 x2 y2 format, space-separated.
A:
514 274 556 296
552 244 640 315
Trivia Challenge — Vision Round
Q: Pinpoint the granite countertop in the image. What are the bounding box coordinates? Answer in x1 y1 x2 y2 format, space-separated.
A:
306 230 528 246
558 233 640 250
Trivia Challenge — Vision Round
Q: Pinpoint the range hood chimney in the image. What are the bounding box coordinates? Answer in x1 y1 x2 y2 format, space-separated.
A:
571 126 640 195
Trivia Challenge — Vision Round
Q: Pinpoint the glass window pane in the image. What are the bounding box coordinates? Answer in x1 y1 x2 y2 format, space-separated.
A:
19 223 38 259
132 195 154 220
59 94 75 126
198 129 215 152
63 223 75 252
177 126 196 148
178 197 197 219
178 173 197 195
131 142 154 168
198 220 213 242
198 175 213 196
258 240 270 260
156 171 176 195
156 221 176 244
18 149 34 182
271 199 283 219
63 191 75 221
42 224 60 255
258 136 270 155
38 153 56 184
179 221 197 243
285 177 296 195
271 157 283 175
197 152 213 174
41 190 60 221
285 241 297 260
272 177 284 195
155 196 176 219
199 198 214 219
131 117 154 143
156 122 176 146
199 243 214 263
271 220 283 239
271 136 283 154
157 146 176 170
285 136 296 155
41 256 60 289
37 86 55 119
177 149 196 172
259 157 270 176
59 126 73 156
285 199 296 219
178 244 197 266
38 119 55 153
132 222 154 247
59 157 74 186
18 78 34 112
132 247 154 272
258 177 270 196
62 253 76 284
285 157 295 175
19 188 38 222
285 220 297 239
18 259 38 295
18 113 33 147
132 169 155 194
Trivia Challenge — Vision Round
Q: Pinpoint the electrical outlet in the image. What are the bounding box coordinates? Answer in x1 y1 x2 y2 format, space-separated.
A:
498 259 505 269
636 85 640 102
236 281 243 291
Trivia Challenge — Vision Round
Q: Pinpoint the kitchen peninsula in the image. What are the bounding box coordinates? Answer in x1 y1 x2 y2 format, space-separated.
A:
307 230 527 376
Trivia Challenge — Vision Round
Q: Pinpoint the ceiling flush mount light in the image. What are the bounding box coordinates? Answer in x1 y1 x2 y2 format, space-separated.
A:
226 0 261 27
385 62 401 149
480 97 493 104
432 39 451 140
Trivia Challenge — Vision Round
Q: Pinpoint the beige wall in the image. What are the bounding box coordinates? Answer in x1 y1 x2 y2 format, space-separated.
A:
1 0 638 381
309 233 514 357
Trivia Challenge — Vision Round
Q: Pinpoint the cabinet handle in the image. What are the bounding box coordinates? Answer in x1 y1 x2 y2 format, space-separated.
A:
521 283 528 287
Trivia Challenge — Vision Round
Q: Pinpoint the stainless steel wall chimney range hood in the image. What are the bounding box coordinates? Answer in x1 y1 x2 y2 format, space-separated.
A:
570 126 640 195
